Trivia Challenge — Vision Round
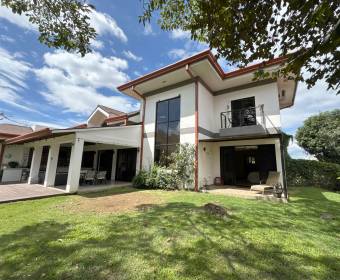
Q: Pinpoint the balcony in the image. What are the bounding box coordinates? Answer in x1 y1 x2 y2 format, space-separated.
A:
219 105 267 137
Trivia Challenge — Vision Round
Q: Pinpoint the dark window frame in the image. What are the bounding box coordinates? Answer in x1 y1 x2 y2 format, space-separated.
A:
154 96 180 164
231 96 256 127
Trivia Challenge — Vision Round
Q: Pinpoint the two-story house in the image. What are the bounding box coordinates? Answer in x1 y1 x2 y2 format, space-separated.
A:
118 50 296 197
2 50 297 198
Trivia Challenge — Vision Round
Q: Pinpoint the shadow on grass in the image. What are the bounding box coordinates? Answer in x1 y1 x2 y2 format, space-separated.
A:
0 195 339 279
78 186 141 199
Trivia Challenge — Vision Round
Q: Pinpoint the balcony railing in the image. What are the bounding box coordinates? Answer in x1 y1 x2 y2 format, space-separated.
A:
220 104 265 129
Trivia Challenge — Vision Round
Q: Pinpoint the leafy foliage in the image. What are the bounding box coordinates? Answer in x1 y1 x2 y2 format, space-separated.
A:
286 158 340 188
140 0 340 93
296 109 340 164
133 143 195 190
1 0 96 56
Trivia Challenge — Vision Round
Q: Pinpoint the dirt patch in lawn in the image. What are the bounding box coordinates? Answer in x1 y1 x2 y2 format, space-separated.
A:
60 191 162 214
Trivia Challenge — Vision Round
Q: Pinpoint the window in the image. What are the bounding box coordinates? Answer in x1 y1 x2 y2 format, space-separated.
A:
155 96 180 164
231 96 256 127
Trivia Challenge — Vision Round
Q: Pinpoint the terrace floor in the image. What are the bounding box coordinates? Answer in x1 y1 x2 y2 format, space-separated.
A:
0 183 66 203
205 185 287 202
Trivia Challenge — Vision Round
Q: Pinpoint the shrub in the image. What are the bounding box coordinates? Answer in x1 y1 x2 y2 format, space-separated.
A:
133 164 177 190
132 144 195 190
132 170 148 188
286 158 340 188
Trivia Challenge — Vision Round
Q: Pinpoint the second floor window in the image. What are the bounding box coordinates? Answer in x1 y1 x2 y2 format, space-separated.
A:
155 96 180 164
231 96 256 127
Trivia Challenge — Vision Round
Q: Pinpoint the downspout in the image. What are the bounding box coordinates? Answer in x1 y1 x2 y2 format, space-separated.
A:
186 65 199 192
132 86 146 171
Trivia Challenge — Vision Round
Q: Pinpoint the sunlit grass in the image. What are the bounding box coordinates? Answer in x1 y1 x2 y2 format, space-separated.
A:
0 186 339 280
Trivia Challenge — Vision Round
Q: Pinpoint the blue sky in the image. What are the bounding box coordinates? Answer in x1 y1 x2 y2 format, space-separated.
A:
0 0 339 159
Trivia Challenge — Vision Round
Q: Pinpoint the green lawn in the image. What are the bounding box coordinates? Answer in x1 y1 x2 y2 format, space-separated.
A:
0 187 339 280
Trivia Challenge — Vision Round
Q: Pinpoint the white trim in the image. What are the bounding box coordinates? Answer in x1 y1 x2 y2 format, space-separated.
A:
52 125 141 134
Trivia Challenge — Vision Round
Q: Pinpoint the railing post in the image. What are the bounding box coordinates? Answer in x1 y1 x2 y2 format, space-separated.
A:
260 104 265 128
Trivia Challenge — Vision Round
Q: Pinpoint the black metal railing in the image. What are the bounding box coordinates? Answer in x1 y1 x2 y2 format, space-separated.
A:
220 104 265 129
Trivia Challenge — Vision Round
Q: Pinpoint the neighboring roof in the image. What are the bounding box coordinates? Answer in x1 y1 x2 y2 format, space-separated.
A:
0 124 32 137
97 105 125 116
117 49 288 92
5 128 53 145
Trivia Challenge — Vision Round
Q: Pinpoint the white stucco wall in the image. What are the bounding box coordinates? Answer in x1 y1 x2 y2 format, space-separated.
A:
198 82 214 140
198 82 281 137
2 145 28 167
142 83 195 169
198 138 283 187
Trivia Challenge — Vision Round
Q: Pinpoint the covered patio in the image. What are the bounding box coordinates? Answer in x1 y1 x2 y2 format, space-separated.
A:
6 125 141 193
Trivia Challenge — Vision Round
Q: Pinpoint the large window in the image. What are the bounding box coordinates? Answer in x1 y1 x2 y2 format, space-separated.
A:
155 96 180 164
231 96 256 127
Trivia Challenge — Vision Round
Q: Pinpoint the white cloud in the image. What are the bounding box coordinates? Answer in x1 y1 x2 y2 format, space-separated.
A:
281 77 339 159
168 40 208 60
0 6 36 30
143 22 155 35
90 39 104 50
169 29 190 40
287 139 317 160
0 34 15 43
133 71 141 77
35 51 138 115
281 80 340 132
90 9 127 42
0 7 127 44
123 50 143 62
0 47 36 112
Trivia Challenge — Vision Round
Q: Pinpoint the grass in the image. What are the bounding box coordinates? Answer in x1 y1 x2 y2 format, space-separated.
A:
0 186 339 280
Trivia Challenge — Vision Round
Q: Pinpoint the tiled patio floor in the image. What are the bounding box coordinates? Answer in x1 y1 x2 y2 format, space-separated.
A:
0 183 66 203
206 185 287 202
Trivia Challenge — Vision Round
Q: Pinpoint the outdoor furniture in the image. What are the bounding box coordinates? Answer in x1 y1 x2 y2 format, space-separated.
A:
250 171 280 194
96 171 107 184
84 170 96 185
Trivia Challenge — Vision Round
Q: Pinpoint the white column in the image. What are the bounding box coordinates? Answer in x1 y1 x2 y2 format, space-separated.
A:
135 149 140 173
28 146 43 184
44 143 60 187
274 139 284 185
66 138 84 193
111 148 117 181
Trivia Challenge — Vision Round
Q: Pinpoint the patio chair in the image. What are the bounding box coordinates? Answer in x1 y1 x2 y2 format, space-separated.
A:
250 171 280 194
84 170 96 185
96 171 107 184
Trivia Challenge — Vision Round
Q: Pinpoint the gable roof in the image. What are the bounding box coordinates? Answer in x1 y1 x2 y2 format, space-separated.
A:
117 49 288 95
97 105 126 116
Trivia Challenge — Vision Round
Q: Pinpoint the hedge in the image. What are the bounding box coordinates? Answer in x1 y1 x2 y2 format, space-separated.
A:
286 158 340 188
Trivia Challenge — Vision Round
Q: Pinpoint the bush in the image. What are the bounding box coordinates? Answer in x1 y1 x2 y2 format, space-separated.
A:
133 165 177 190
286 158 340 188
132 144 195 190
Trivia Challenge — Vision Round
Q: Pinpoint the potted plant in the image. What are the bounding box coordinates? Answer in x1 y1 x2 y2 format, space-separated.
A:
8 161 19 168
273 183 283 198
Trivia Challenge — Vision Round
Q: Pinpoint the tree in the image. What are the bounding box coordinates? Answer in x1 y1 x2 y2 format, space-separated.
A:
140 0 340 93
296 109 340 164
1 0 96 56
